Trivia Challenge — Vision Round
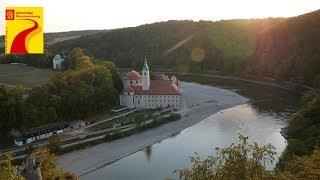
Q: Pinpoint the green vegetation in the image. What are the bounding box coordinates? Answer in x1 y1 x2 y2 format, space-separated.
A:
0 50 54 69
175 134 320 180
277 91 320 170
89 108 130 123
87 109 153 131
49 10 320 87
0 154 18 180
206 20 257 60
0 48 122 146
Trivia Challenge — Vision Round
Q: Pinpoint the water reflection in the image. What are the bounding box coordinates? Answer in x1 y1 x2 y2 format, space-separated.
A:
144 146 152 162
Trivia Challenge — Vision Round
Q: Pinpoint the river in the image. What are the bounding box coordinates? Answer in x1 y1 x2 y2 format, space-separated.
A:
81 74 301 180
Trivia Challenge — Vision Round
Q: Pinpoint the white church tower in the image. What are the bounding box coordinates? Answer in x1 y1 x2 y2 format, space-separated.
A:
141 57 150 90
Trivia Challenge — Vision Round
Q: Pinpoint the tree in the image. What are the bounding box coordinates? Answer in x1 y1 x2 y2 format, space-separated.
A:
277 92 320 170
62 47 94 70
175 134 276 180
0 154 16 180
279 148 320 179
31 148 78 180
31 148 63 179
1 148 78 180
101 61 123 93
0 85 25 137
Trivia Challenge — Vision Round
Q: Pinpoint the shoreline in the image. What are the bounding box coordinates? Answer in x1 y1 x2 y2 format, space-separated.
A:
164 71 319 94
58 82 248 176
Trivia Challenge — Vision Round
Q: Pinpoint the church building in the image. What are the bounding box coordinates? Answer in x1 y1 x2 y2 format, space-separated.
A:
120 58 181 109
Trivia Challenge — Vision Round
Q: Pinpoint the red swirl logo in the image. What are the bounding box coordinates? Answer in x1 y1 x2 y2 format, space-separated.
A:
10 19 40 54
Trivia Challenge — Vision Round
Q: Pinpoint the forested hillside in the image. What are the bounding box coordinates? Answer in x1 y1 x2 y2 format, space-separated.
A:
277 91 320 170
49 10 320 87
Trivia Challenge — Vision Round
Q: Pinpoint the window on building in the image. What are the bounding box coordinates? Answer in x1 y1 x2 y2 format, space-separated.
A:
130 80 133 84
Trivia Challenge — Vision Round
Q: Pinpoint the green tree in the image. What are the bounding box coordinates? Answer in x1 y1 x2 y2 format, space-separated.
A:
277 92 320 170
279 148 320 179
0 154 16 180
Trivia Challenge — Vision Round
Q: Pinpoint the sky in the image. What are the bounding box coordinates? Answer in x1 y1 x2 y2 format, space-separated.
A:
1 0 320 35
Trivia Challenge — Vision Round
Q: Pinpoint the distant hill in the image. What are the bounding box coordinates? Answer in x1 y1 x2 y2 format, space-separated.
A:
44 30 109 45
0 10 318 87
48 10 320 86
0 30 109 49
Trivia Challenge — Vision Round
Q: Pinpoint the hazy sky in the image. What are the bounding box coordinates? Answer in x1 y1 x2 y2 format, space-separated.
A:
1 0 320 34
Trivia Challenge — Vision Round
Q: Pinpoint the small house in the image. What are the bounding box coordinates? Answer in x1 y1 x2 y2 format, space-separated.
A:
52 54 64 70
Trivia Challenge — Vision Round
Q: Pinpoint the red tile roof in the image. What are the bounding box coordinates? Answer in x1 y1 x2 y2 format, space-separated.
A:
150 80 172 86
123 70 141 80
154 73 169 80
121 72 181 95
122 80 180 95
125 86 135 92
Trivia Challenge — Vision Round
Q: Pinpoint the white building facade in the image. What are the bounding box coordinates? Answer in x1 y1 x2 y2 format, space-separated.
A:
52 54 64 70
120 59 181 109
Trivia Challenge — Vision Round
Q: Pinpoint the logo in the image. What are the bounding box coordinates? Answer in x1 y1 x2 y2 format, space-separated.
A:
5 7 43 54
6 9 15 20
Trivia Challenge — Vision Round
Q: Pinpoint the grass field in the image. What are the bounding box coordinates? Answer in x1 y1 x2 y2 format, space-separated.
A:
0 64 57 88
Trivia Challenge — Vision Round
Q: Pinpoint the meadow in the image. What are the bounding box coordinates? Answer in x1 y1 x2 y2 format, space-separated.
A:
0 64 57 88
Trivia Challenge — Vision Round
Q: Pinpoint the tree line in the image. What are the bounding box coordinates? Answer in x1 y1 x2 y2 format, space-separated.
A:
0 50 53 68
277 91 320 170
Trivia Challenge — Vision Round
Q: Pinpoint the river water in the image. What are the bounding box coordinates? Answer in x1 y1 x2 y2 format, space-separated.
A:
81 74 301 180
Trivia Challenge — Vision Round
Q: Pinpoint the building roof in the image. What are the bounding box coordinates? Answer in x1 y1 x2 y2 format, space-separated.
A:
15 120 84 141
170 76 180 87
123 70 141 80
125 86 135 92
52 54 64 62
122 80 180 95
154 73 169 80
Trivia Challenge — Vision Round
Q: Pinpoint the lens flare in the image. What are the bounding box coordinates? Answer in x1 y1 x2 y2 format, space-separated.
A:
191 48 205 62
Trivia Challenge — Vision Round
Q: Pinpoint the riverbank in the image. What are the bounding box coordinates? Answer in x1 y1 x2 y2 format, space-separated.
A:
167 71 319 94
58 82 248 176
